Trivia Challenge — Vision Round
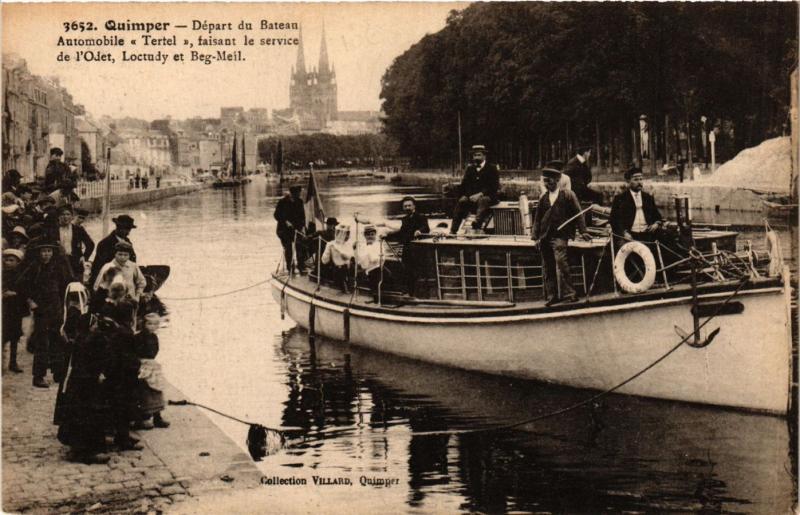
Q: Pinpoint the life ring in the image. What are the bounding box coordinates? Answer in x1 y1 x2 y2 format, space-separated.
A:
614 241 656 293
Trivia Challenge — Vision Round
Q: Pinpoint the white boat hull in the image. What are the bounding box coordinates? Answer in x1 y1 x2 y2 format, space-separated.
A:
271 277 792 415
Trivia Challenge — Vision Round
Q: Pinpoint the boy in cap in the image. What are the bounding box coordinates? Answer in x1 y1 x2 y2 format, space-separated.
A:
533 168 592 306
3 248 26 373
17 241 73 387
94 241 147 303
90 214 137 285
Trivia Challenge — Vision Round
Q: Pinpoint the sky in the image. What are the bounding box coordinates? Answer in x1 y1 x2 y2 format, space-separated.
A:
2 2 467 120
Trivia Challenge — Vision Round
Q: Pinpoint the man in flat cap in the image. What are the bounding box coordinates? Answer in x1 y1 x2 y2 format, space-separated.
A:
17 240 74 387
450 144 500 234
274 185 306 274
609 166 664 245
533 168 592 306
44 147 72 193
56 205 95 281
563 145 603 204
90 214 138 285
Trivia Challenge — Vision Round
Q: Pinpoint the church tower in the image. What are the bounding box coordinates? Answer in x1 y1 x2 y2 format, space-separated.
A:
289 24 337 131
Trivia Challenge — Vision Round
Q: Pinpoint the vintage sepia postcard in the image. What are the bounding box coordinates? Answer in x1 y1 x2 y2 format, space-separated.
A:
1 2 797 513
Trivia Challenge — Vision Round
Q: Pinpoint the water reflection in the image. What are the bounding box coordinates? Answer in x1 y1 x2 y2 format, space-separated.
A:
277 328 793 513
79 177 794 513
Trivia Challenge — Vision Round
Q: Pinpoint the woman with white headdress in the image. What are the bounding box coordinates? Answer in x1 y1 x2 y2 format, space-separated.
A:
322 223 354 293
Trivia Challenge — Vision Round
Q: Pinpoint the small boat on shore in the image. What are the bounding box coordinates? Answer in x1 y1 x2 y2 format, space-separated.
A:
271 196 793 415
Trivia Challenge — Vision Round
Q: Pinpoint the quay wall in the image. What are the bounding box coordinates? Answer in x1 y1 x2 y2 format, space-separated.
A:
397 170 767 213
76 183 207 213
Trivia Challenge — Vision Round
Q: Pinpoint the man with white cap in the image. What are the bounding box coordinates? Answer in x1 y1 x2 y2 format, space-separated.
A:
533 168 592 306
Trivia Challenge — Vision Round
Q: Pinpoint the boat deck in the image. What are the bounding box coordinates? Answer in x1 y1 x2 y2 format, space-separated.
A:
272 272 782 319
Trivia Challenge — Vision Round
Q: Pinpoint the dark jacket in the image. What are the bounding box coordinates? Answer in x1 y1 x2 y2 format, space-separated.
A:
274 196 305 236
609 189 663 236
44 160 73 193
90 232 137 284
459 162 500 200
563 156 592 191
59 224 95 278
387 212 430 244
533 189 587 241
134 331 159 360
17 258 73 326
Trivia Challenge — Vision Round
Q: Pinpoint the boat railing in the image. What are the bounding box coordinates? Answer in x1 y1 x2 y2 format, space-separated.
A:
433 247 589 302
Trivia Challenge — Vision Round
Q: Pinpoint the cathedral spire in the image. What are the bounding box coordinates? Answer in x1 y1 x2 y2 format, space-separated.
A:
295 25 306 75
318 21 330 75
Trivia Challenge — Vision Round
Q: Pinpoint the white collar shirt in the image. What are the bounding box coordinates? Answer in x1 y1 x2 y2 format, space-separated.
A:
630 190 647 232
59 225 73 255
548 188 560 207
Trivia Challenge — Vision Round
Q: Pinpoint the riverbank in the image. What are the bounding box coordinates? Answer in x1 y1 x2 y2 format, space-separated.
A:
1 348 262 513
76 183 208 214
395 169 776 213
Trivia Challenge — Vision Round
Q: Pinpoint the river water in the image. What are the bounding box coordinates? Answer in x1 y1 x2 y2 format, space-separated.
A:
83 177 796 513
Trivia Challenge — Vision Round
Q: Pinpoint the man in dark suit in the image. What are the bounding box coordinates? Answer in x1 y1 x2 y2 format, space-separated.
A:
563 145 603 204
54 205 95 281
384 196 430 296
90 215 137 285
450 144 500 234
609 167 663 243
274 185 306 273
533 168 592 306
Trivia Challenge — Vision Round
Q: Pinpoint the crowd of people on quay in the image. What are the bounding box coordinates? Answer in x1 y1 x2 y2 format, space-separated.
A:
2 152 170 465
274 143 669 307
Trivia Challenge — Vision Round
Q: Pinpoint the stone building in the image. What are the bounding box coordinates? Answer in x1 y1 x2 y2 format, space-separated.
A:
2 56 52 181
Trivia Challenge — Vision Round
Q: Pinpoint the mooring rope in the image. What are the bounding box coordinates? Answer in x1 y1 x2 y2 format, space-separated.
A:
158 279 271 301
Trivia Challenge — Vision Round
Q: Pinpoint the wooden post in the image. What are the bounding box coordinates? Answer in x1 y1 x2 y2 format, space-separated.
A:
649 115 657 175
709 129 716 174
664 114 670 164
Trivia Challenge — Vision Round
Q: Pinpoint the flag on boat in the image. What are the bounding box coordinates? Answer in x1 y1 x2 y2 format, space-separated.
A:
304 171 325 231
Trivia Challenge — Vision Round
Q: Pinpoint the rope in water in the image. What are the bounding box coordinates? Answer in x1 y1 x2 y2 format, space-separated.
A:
158 279 270 301
167 399 293 434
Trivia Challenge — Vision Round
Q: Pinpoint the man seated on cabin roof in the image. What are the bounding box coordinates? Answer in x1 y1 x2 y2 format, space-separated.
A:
449 144 500 234
609 167 664 245
533 168 592 306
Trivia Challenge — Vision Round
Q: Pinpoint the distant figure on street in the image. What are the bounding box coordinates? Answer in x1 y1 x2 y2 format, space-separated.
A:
134 171 141 189
563 145 603 204
609 167 664 245
532 168 592 306
450 144 500 234
90 215 138 286
384 196 430 296
274 185 306 273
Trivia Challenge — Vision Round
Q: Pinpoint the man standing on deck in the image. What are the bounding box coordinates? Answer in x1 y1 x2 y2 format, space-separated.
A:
563 145 603 204
274 185 306 274
533 168 592 306
384 196 430 296
609 167 664 245
450 145 500 234
90 215 138 285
